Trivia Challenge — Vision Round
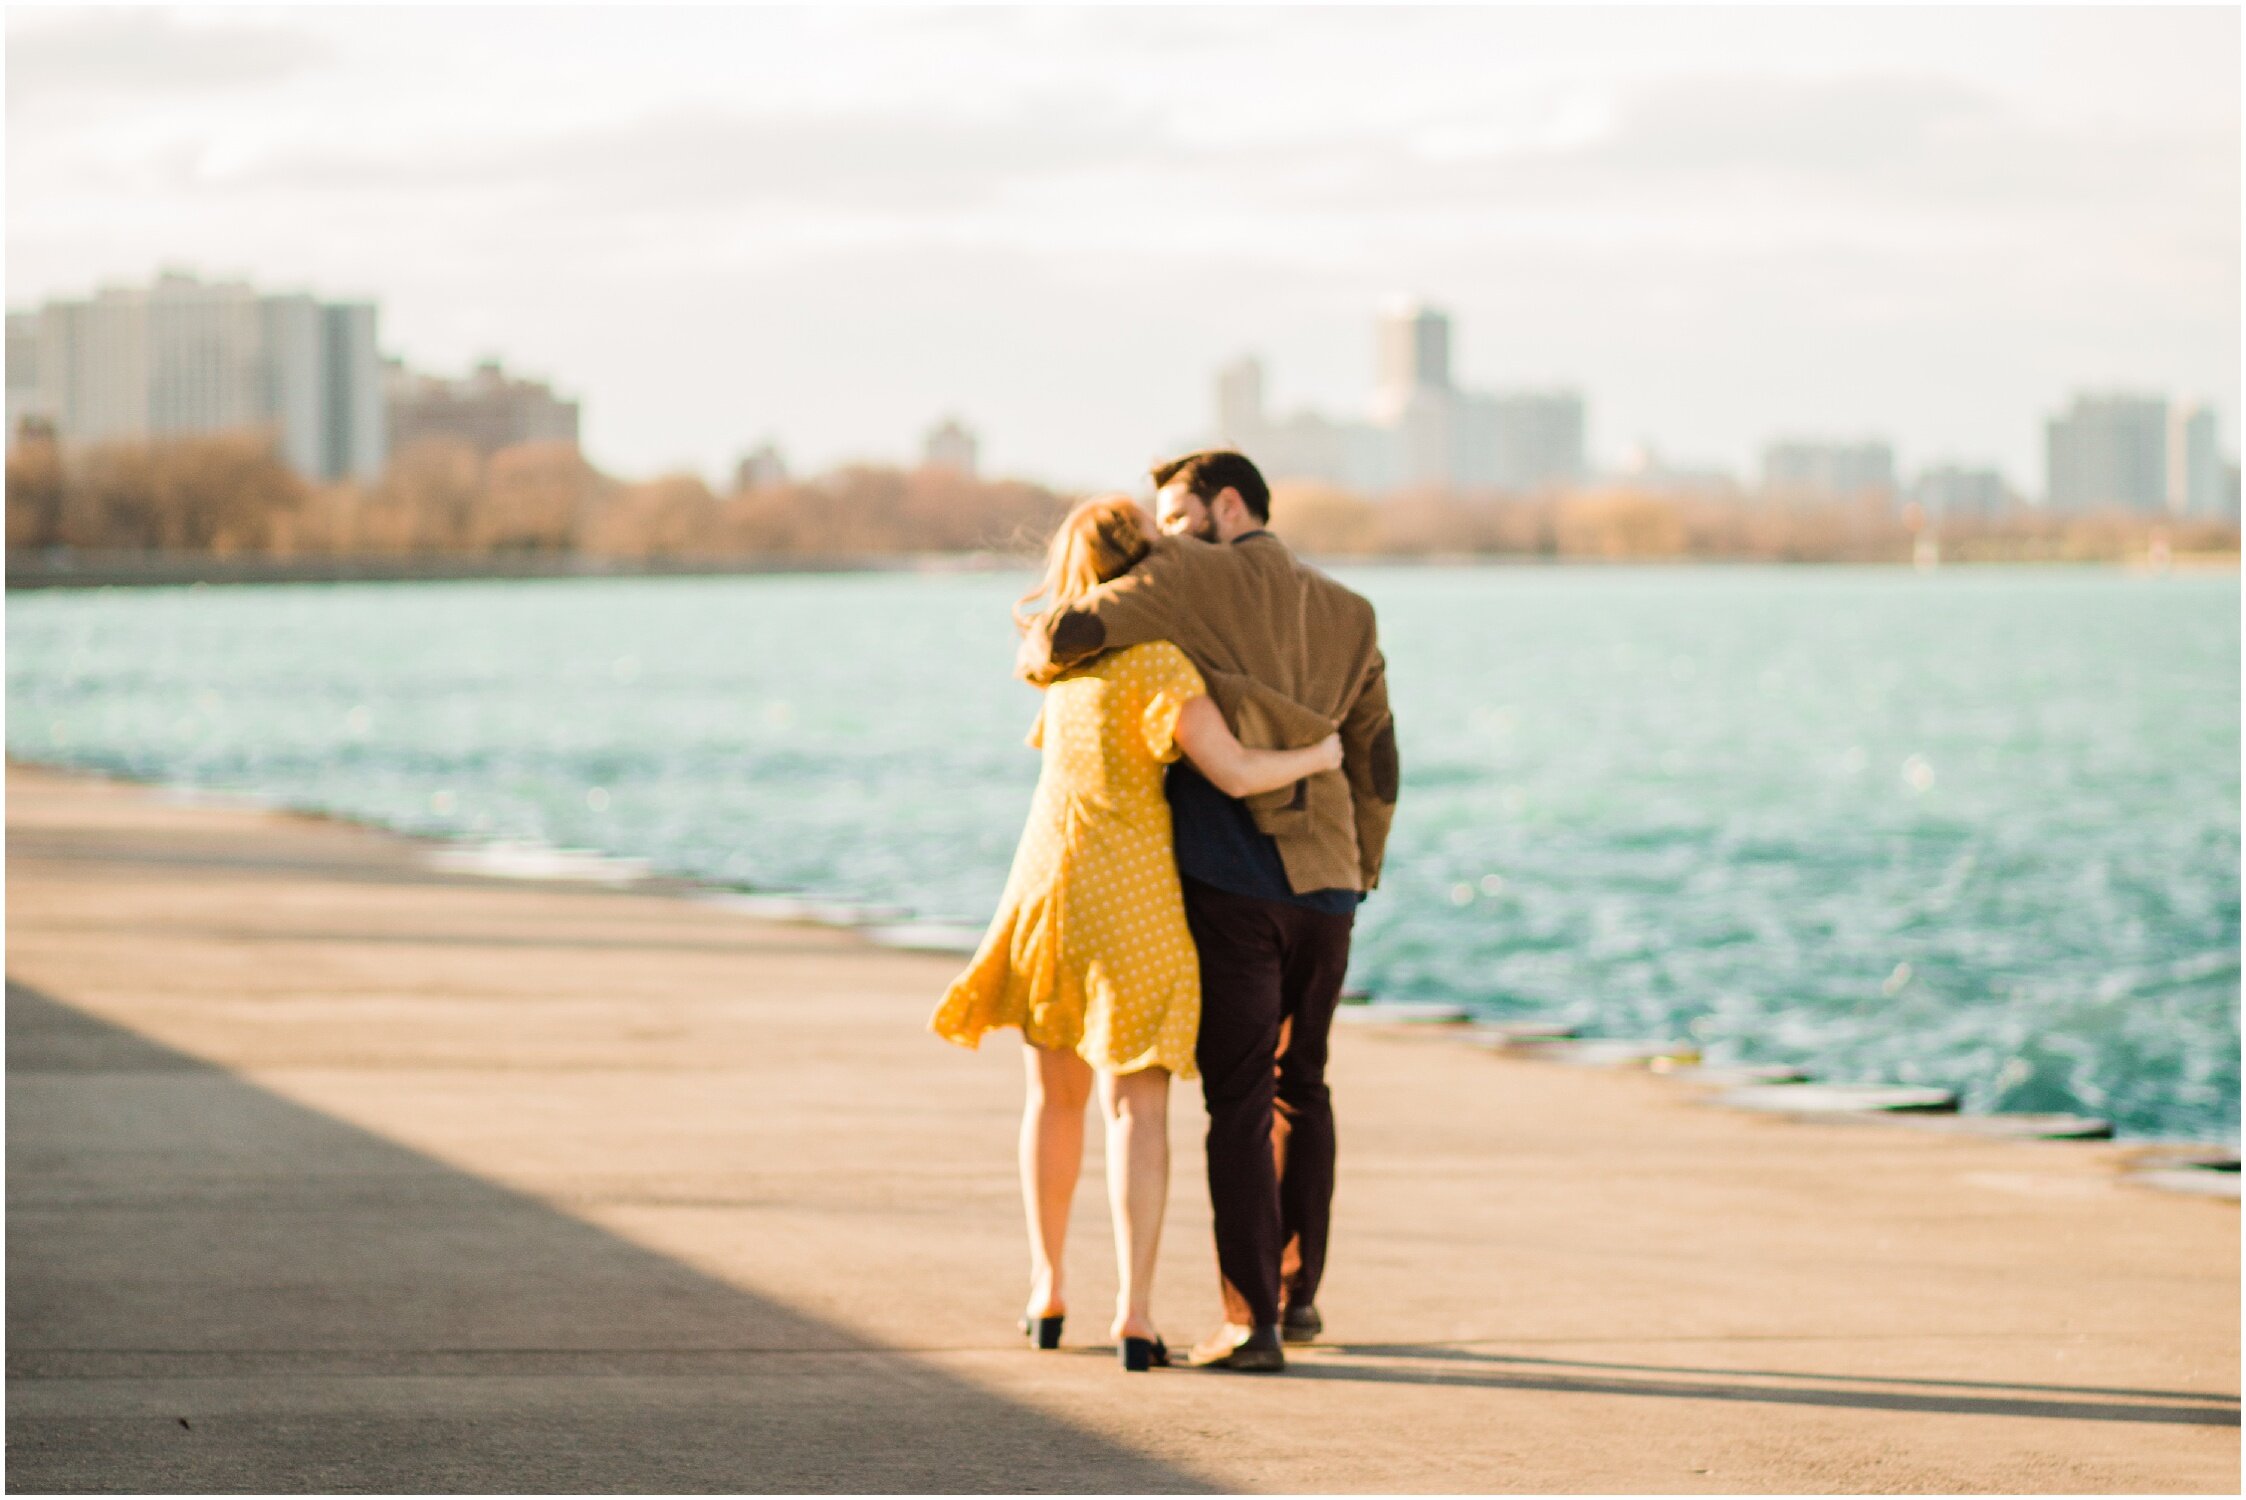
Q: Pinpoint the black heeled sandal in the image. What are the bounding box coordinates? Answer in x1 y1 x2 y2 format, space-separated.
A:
1018 1314 1063 1349
1118 1336 1169 1371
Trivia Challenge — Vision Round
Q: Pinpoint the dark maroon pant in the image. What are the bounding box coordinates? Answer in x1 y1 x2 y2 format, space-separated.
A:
1181 876 1355 1330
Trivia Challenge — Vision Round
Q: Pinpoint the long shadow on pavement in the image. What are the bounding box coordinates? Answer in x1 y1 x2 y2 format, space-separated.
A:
1337 1345 2238 1405
1292 1346 2237 1428
6 981 1212 1494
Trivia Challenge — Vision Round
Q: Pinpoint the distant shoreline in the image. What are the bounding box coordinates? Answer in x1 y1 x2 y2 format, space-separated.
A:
3 551 997 591
8 548 2239 590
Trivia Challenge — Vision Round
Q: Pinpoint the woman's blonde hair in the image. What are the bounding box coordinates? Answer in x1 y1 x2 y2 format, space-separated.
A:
1014 494 1150 630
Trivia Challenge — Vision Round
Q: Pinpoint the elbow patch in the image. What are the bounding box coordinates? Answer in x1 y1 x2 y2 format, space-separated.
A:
1051 609 1106 661
1370 723 1399 803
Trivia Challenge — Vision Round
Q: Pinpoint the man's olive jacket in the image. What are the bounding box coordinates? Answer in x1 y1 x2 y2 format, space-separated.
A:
1016 530 1399 895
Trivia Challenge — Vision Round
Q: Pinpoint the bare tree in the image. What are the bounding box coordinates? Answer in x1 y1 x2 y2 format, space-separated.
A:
5 431 66 550
476 441 606 555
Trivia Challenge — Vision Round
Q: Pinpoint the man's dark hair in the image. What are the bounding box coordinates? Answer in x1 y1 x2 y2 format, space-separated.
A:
1151 449 1271 523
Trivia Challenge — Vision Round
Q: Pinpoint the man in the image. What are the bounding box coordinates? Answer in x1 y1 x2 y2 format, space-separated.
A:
1016 450 1399 1372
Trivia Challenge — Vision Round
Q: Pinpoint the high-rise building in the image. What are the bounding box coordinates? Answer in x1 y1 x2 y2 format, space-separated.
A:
9 271 386 481
260 294 324 475
1214 357 1264 442
2045 393 2169 512
1761 439 1897 501
1203 302 1584 496
2169 402 2222 516
6 311 44 440
1912 465 2011 518
385 358 579 459
923 417 978 476
321 303 384 482
1456 390 1587 492
734 441 788 492
1375 301 1451 413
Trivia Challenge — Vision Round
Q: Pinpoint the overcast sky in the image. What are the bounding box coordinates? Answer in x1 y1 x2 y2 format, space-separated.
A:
8 5 2238 490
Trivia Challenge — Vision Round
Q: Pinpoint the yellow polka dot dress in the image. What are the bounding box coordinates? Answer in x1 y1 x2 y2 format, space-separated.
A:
931 641 1206 1077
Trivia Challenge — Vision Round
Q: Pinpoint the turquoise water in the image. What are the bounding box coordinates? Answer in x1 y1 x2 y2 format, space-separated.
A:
8 566 2238 1142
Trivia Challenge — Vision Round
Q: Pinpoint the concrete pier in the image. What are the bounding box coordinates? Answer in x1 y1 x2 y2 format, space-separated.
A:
7 766 2237 1492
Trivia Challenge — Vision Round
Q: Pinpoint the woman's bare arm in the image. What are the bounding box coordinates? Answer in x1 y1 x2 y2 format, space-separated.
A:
1173 695 1343 799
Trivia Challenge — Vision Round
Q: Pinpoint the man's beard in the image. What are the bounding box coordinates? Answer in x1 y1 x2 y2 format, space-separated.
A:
1184 514 1219 542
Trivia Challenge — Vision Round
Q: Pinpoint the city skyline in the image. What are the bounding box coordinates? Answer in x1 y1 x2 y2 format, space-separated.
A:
6 269 384 482
8 264 2235 516
13 263 2235 507
1202 301 1592 496
8 7 2237 490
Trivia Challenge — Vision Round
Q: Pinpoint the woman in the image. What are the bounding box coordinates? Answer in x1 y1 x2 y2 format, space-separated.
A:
931 494 1341 1372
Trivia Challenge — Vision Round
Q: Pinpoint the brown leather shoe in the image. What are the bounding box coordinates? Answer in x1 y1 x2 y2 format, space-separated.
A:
1281 1303 1322 1345
1187 1322 1285 1372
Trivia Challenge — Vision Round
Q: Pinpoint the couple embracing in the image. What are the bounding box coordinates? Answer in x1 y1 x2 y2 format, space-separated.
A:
931 450 1399 1374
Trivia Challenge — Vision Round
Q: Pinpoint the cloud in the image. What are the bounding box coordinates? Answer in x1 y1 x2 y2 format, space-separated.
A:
139 99 1177 220
494 105 1169 215
1196 69 2238 264
1569 71 2235 233
6 7 329 113
1590 73 1998 176
2 9 2231 484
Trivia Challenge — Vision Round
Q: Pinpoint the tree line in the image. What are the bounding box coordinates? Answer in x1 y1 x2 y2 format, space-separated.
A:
6 429 2237 566
5 432 1073 560
1263 482 2241 564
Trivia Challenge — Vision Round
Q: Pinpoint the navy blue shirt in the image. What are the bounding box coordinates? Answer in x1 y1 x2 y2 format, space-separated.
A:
1166 761 1363 915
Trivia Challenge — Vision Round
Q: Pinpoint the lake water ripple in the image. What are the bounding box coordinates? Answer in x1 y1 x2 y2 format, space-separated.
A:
9 565 2237 1141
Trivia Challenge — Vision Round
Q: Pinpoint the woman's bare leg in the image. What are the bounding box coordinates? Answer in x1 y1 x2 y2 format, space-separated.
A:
1021 1044 1093 1319
1099 1065 1171 1342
